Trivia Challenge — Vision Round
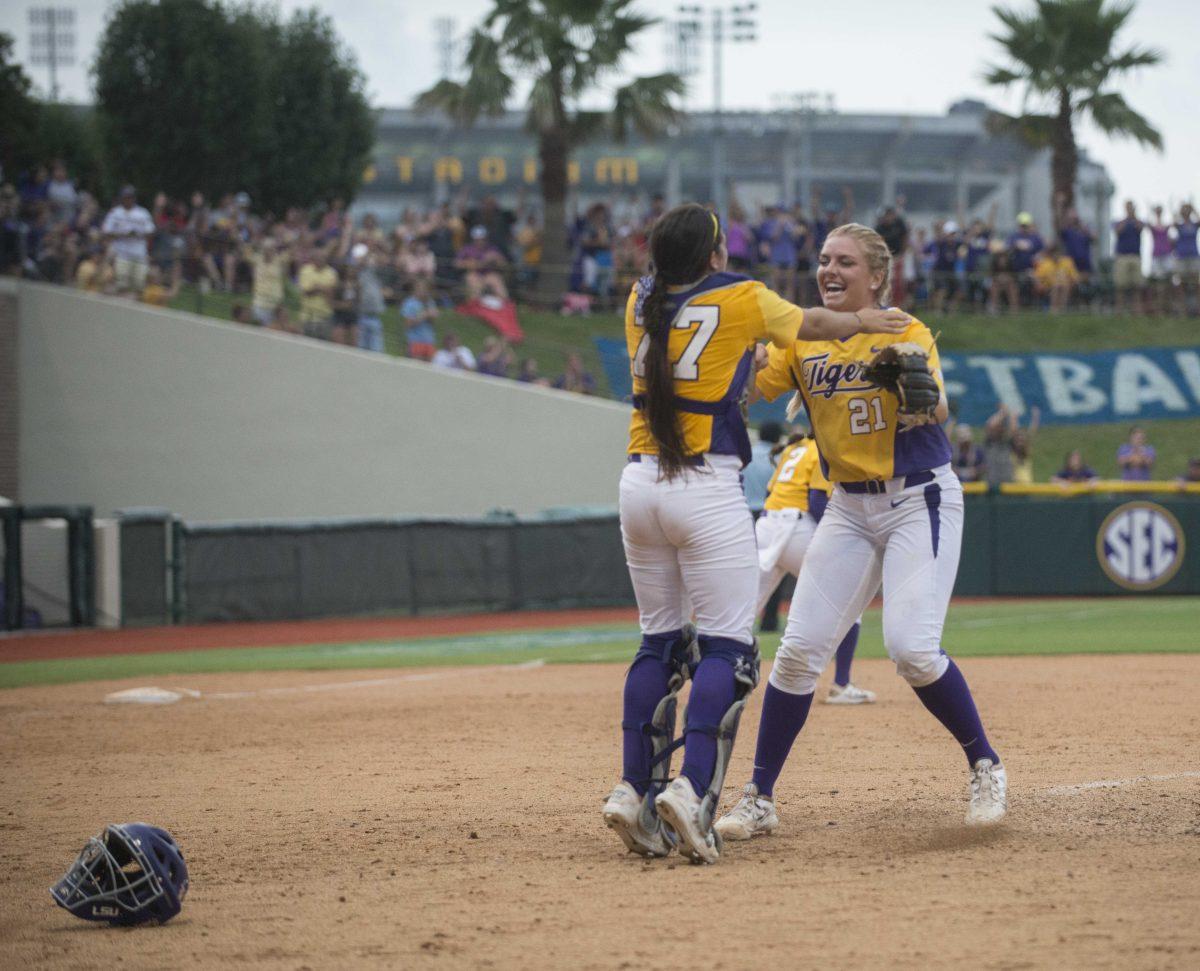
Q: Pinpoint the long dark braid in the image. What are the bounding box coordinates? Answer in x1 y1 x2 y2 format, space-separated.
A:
640 204 723 480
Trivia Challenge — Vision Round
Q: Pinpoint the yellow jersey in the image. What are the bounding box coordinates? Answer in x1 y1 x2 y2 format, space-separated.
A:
140 284 170 307
625 273 804 465
298 263 337 323
1034 254 1079 289
756 319 952 483
763 438 832 511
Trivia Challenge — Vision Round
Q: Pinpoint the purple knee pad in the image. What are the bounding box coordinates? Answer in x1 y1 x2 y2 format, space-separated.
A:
679 636 760 800
621 629 695 796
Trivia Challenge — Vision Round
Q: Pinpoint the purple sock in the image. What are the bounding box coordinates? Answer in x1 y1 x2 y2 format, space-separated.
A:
912 658 1000 768
621 655 672 795
750 682 814 798
833 623 861 687
679 656 738 798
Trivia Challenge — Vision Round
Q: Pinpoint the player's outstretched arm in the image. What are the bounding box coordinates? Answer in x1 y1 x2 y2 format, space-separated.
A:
755 286 907 348
798 306 910 341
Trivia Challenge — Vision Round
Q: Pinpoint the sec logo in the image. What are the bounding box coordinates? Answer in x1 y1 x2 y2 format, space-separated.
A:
1096 502 1186 591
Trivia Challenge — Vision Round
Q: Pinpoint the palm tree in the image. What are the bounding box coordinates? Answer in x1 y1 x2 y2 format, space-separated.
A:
984 0 1163 227
415 0 683 306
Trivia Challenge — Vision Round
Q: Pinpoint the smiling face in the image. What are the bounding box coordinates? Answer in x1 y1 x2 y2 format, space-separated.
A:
817 234 884 312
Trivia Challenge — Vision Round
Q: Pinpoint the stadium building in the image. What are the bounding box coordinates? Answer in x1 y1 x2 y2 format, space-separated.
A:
360 99 1114 248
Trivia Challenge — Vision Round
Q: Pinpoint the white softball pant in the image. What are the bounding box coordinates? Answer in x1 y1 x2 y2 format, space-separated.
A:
755 509 866 630
771 464 962 694
619 455 758 646
754 510 816 616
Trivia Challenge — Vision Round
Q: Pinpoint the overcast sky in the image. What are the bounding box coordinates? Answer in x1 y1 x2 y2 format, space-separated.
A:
4 0 1197 216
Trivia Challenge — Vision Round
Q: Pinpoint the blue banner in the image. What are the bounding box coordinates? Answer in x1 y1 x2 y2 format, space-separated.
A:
940 347 1200 426
595 339 1200 427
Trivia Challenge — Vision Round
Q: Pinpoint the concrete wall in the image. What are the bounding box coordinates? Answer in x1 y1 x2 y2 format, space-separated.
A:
0 279 18 501
17 283 630 520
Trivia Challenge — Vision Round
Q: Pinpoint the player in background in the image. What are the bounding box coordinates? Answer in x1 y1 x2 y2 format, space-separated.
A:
743 420 785 632
756 432 874 704
602 204 909 864
717 223 1006 843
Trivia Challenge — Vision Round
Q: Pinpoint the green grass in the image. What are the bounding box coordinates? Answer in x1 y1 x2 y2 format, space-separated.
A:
1031 418 1198 481
0 625 637 689
385 304 620 390
931 311 1199 352
3 598 1195 691
931 312 1200 479
169 285 621 395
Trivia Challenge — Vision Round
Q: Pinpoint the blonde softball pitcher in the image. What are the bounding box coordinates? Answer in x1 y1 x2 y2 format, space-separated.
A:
717 224 1007 842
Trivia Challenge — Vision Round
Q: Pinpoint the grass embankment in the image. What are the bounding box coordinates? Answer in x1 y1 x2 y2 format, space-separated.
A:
168 285 622 389
169 288 1198 481
2 598 1194 690
932 313 1199 480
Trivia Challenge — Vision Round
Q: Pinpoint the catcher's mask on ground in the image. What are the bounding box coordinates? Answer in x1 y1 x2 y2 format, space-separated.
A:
51 823 189 926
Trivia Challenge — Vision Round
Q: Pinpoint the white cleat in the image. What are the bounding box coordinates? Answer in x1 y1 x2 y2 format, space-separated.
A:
824 682 877 705
603 782 674 857
714 783 779 841
655 778 720 865
965 758 1008 826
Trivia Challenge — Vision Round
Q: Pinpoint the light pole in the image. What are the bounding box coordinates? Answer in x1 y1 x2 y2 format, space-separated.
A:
433 17 457 81
678 3 757 218
668 13 702 110
28 6 76 102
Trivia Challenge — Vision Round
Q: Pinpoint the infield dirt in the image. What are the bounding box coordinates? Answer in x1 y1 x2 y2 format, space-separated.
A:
2 653 1199 970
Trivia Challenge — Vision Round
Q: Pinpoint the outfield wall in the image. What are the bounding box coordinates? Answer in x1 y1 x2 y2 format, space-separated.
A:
166 493 1199 624
15 283 630 520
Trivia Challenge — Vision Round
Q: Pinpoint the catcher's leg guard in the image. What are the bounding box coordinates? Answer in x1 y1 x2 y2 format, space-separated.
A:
621 625 698 828
685 636 761 836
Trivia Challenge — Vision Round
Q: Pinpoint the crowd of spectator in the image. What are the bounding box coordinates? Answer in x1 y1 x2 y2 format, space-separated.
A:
685 188 1200 317
875 192 1200 317
5 160 1200 412
0 162 611 392
10 162 1199 327
949 405 1042 486
947 411 1196 485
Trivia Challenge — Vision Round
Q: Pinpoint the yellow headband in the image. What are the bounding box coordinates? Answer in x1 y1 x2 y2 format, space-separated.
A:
710 212 720 245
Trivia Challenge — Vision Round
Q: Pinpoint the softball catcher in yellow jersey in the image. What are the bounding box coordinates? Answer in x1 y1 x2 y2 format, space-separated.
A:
756 434 874 705
602 205 909 864
717 224 1006 843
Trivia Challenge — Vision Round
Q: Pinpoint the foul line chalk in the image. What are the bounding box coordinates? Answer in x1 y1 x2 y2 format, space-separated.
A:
1042 771 1200 795
163 657 544 705
205 672 446 700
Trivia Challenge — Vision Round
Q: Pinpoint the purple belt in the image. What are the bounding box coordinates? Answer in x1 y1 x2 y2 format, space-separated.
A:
628 453 707 467
840 470 935 495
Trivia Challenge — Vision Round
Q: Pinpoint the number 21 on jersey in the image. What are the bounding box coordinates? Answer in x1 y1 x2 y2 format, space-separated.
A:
632 306 719 381
848 396 886 434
